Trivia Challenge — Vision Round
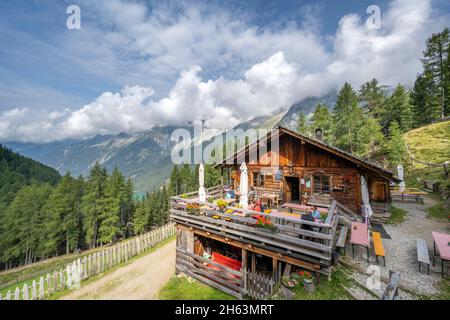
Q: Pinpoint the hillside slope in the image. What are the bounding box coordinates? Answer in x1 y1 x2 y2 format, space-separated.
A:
404 120 450 186
0 145 60 207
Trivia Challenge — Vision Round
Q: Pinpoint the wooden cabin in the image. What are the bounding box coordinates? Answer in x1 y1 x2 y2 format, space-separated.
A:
170 126 396 299
220 126 396 215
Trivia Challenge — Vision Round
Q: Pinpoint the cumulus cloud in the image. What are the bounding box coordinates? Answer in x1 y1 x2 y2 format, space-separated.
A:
0 0 448 142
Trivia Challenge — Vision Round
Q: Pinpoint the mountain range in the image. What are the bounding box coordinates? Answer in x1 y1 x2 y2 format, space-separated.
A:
3 93 337 192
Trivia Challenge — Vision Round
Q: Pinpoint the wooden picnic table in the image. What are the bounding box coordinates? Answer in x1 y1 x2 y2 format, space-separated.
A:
432 231 450 277
281 203 328 214
259 193 281 208
350 222 370 262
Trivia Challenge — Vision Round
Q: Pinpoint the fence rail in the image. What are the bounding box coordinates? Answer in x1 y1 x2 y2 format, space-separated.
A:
176 248 244 299
0 223 175 301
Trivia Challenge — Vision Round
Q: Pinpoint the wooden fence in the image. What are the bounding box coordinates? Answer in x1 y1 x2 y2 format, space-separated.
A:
176 248 244 299
244 270 274 300
0 223 176 301
176 248 275 300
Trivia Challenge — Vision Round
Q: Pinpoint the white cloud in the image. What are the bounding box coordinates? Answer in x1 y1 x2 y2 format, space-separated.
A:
0 0 448 143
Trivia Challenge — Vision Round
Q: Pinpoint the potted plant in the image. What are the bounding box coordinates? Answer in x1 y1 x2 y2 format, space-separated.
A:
298 270 315 294
186 202 200 215
216 199 227 212
255 216 277 233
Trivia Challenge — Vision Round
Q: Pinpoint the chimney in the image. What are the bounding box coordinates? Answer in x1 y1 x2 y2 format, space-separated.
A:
314 128 323 141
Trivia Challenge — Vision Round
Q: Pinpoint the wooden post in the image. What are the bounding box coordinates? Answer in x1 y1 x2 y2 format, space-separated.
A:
14 286 20 300
251 252 256 273
23 283 29 300
31 280 37 300
59 269 64 289
272 258 278 282
39 276 44 299
82 257 87 279
242 248 248 272
46 273 50 290
53 271 58 290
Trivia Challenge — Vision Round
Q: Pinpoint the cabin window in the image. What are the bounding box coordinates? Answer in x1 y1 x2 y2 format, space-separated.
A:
313 175 330 195
253 171 265 188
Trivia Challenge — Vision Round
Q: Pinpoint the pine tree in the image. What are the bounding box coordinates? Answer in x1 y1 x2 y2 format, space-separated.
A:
384 121 406 169
42 172 81 255
384 85 413 133
359 78 387 121
332 82 364 153
169 165 180 196
353 117 384 159
422 26 450 119
1 184 52 266
81 162 108 248
133 200 148 235
410 73 431 127
310 103 333 143
297 113 310 136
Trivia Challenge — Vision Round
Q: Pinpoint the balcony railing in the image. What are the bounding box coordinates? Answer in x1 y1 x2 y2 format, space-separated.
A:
170 191 339 275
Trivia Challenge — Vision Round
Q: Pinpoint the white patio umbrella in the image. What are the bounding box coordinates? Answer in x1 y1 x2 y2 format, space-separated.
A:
360 175 374 219
239 162 248 209
397 164 405 193
198 162 206 203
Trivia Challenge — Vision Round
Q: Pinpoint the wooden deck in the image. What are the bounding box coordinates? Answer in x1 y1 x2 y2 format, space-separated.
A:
170 195 340 275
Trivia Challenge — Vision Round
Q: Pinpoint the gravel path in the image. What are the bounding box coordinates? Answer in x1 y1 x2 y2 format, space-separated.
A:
60 239 176 300
344 197 449 298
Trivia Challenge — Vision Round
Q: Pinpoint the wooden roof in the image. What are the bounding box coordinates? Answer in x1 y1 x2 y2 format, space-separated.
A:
217 126 397 181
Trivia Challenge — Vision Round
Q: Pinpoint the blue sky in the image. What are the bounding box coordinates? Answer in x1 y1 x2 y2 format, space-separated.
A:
0 0 448 142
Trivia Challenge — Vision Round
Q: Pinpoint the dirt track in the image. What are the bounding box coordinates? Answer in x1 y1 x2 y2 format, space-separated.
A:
60 239 176 300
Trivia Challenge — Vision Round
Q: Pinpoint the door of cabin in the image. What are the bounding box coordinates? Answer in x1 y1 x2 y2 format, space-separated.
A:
285 177 300 203
372 182 387 201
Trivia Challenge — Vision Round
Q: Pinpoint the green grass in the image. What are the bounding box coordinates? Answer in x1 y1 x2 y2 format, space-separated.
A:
427 202 450 220
404 120 450 188
158 276 235 300
291 268 352 300
387 206 407 224
435 277 450 300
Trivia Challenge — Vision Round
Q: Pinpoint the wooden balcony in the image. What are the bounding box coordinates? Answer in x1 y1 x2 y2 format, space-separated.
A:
170 191 339 275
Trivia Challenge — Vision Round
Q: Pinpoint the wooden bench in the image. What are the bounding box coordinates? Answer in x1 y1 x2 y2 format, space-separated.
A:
416 239 430 274
391 193 424 204
336 226 349 254
423 180 440 193
372 232 386 266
